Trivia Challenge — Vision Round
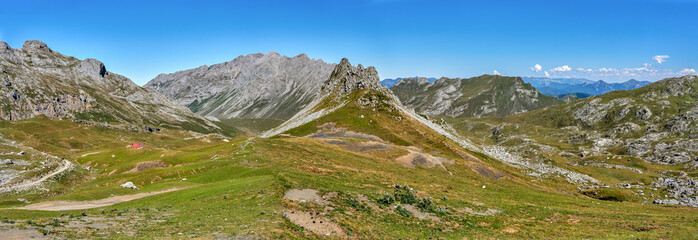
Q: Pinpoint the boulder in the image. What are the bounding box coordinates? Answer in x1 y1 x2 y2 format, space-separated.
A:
120 182 139 190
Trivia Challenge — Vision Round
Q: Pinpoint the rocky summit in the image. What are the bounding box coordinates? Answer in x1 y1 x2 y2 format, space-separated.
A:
391 75 562 118
145 52 334 121
321 58 382 95
0 40 221 132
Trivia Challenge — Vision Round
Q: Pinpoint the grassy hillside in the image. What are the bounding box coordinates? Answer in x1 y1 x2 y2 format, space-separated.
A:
1 88 697 238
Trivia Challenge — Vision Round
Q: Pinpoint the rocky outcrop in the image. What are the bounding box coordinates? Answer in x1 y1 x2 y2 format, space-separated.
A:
0 40 220 132
390 75 562 118
145 52 334 120
561 94 579 103
652 176 698 207
321 58 381 95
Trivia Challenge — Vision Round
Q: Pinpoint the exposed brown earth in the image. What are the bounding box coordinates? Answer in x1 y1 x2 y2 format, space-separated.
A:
124 160 167 174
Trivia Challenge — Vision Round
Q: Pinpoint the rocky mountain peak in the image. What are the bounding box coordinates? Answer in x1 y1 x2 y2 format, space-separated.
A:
22 40 51 53
293 53 309 60
0 41 10 51
322 58 381 95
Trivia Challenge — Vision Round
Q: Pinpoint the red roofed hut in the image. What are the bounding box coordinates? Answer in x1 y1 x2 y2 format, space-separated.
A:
128 143 143 149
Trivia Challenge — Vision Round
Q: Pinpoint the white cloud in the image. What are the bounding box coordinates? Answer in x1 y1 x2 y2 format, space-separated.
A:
493 70 501 75
551 65 572 72
544 71 550 77
576 67 593 73
679 68 697 75
653 55 670 64
598 68 618 73
530 64 542 72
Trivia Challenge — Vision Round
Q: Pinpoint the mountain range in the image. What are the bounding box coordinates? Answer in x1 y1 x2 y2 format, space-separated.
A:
380 77 437 88
522 77 652 97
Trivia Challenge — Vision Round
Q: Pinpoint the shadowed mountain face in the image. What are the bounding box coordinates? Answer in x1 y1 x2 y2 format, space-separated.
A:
390 75 563 118
145 52 335 121
0 40 221 133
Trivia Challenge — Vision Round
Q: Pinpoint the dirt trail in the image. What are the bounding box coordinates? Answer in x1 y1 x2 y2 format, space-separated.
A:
0 160 72 193
80 151 103 157
13 187 186 211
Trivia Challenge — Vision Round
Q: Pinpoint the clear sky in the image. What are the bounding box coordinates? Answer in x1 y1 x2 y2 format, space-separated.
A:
1 0 696 84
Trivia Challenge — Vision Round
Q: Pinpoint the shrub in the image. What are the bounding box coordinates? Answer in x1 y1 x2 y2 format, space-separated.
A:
344 197 371 212
395 204 412 217
376 193 395 205
394 184 417 204
416 197 433 211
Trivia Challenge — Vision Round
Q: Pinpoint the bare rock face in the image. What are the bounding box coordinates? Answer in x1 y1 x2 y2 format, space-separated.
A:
145 52 334 120
79 58 107 80
22 40 51 53
321 58 381 95
0 40 220 132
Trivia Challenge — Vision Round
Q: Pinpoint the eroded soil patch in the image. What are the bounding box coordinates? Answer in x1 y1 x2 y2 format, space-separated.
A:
459 207 502 216
307 122 383 141
396 149 453 169
283 209 346 237
283 189 331 206
124 160 167 173
402 204 440 221
0 229 47 239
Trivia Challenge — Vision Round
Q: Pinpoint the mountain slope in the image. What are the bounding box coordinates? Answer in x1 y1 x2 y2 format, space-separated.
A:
145 52 335 121
0 40 223 133
515 75 698 164
390 76 563 118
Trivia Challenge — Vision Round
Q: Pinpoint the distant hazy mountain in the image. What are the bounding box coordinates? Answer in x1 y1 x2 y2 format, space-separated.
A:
522 77 652 97
381 77 437 88
145 52 335 121
391 76 562 118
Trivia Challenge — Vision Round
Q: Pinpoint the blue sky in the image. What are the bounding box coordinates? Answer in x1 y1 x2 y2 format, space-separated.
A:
1 0 696 84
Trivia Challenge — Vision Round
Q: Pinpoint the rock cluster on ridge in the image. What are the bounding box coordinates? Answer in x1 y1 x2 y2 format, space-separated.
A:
321 58 382 95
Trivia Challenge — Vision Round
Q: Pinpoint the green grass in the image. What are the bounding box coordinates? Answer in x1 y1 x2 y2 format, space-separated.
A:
0 105 697 239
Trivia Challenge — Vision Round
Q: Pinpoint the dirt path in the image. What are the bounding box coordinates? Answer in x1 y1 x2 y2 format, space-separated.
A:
80 151 103 157
0 160 72 193
13 187 186 211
